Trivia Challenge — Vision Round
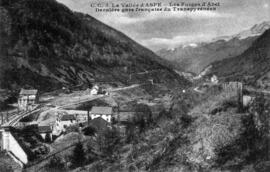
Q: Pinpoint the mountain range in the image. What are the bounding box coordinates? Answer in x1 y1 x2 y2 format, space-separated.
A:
208 28 270 88
0 0 189 92
157 21 270 74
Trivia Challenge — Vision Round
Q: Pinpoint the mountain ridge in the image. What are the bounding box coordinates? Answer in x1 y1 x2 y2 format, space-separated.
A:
157 21 270 74
0 0 189 92
208 28 270 88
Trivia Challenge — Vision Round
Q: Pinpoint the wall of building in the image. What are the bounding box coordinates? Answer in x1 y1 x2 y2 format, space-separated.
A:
1 131 28 164
40 133 52 142
0 131 2 150
18 95 38 111
243 95 254 107
90 89 98 95
58 120 76 128
64 110 88 122
222 82 243 95
91 114 111 122
222 82 243 106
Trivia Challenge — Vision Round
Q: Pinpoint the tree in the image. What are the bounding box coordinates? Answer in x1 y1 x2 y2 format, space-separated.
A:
138 118 146 133
71 141 86 167
97 128 121 159
45 156 65 172
135 103 153 127
249 94 270 160
126 123 138 144
83 126 96 136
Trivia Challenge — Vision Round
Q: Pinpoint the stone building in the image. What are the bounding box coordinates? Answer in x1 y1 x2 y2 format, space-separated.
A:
90 106 113 123
18 89 38 111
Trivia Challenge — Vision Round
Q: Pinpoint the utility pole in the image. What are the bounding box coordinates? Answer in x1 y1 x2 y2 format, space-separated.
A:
0 112 2 124
26 95 29 111
87 110 90 126
6 112 9 123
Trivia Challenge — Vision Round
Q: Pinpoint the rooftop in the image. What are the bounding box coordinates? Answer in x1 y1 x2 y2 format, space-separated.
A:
61 114 76 121
91 106 113 115
19 89 38 95
88 117 109 131
38 126 52 133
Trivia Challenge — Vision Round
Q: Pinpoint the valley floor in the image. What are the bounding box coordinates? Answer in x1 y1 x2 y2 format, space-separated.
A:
1 81 270 172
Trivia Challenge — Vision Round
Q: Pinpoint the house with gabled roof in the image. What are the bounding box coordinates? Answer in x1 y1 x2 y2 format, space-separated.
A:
211 75 219 84
18 89 38 111
38 126 52 142
90 106 113 123
56 114 77 132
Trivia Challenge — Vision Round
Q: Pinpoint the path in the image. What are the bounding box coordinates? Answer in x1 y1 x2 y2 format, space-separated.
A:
107 84 140 92
193 86 204 93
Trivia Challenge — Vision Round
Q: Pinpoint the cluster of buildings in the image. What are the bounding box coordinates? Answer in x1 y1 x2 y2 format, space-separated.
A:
0 86 143 167
89 85 109 95
17 84 107 112
34 106 120 141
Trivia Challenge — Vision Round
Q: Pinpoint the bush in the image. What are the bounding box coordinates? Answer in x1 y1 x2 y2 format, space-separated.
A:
66 125 79 133
215 114 269 167
134 104 152 123
83 126 96 136
45 156 65 172
180 114 193 128
125 124 138 144
0 165 13 172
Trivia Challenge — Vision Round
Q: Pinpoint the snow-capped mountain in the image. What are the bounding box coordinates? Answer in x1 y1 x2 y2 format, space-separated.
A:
157 21 270 74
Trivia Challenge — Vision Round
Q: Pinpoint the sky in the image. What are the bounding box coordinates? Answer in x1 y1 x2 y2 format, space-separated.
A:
57 0 270 51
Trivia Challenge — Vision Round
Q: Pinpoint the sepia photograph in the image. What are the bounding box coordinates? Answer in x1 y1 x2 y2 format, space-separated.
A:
0 0 270 171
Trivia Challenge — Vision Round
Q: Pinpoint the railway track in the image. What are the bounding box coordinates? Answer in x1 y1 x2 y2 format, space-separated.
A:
1 106 41 127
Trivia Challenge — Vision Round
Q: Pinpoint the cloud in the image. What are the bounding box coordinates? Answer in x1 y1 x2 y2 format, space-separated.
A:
98 10 232 26
141 34 214 50
57 0 270 51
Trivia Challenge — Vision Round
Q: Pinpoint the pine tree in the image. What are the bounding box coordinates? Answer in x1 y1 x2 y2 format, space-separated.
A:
126 123 137 144
97 128 121 159
138 118 146 133
71 141 86 167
